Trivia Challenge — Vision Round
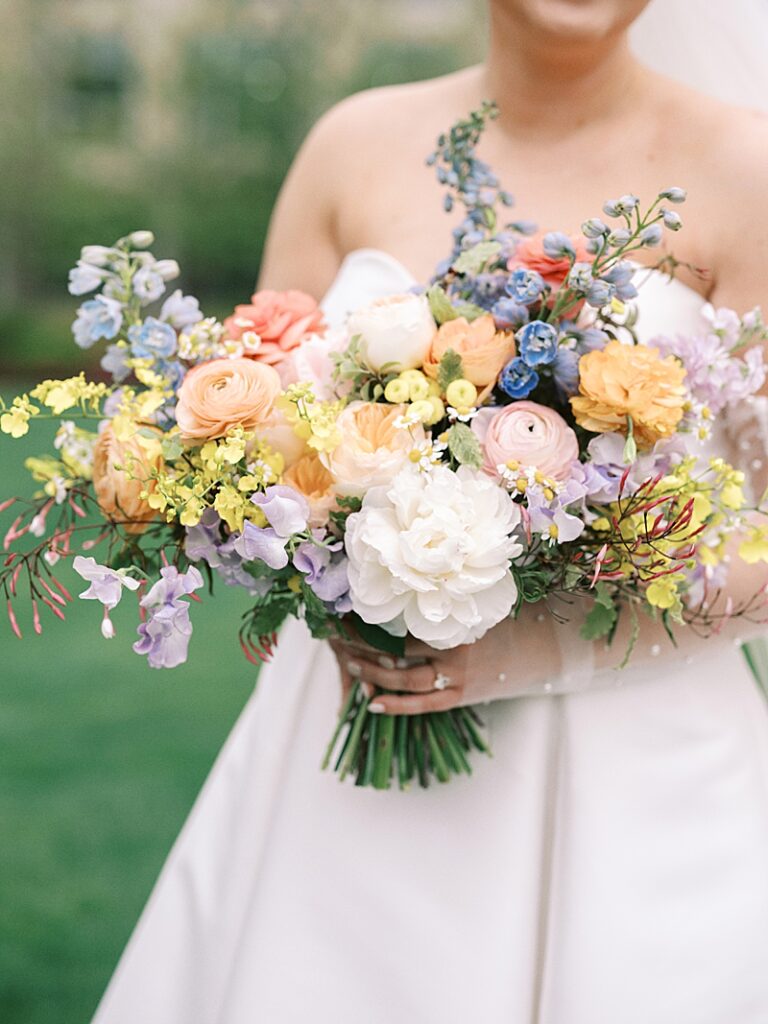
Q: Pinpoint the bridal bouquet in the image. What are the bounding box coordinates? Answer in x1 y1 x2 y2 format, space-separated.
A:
3 103 767 789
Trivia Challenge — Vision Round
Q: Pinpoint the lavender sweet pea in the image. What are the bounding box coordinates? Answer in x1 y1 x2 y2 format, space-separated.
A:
234 521 290 570
251 485 310 538
133 566 204 669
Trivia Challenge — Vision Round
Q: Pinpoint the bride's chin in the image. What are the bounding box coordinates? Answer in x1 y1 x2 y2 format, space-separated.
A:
491 0 652 42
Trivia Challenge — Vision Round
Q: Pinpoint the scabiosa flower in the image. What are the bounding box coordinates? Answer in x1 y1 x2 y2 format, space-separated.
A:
506 268 545 306
72 296 124 349
128 316 178 360
499 357 539 400
517 320 559 367
133 566 204 669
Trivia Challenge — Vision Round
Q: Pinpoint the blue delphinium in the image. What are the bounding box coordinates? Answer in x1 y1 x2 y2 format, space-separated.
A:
491 296 529 331
467 271 509 310
542 232 576 260
552 347 581 397
128 316 178 360
499 357 539 399
101 343 131 383
506 268 545 306
518 320 559 367
72 296 123 349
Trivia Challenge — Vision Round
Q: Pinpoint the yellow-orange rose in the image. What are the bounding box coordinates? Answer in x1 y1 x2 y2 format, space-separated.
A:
423 315 515 393
320 401 425 497
570 340 687 447
176 357 281 442
282 452 337 527
93 424 161 535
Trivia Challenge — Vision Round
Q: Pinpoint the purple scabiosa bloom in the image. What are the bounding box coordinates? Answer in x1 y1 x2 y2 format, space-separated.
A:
72 296 124 349
506 268 545 306
491 296 529 331
128 316 178 360
251 485 309 538
517 320 559 367
499 357 539 400
133 566 204 669
234 521 289 570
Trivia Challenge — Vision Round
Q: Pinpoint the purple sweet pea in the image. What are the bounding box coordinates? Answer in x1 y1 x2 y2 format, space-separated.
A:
185 509 270 596
292 540 330 583
251 485 309 538
133 566 204 669
73 555 140 609
234 521 289 570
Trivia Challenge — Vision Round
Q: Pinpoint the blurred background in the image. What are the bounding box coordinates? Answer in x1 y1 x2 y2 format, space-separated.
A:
0 2 483 1021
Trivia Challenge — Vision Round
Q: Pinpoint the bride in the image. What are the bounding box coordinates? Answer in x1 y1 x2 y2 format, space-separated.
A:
93 1 768 1021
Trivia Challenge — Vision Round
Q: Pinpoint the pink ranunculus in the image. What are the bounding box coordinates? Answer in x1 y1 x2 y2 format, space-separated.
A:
224 289 327 367
472 402 579 482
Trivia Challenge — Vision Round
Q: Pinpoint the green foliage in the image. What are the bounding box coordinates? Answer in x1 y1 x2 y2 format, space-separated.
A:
580 582 619 641
452 240 502 275
436 347 464 391
346 613 407 657
427 284 459 325
446 422 482 468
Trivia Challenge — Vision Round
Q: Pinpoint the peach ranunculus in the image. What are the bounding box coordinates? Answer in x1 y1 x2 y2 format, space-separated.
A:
508 233 592 290
93 423 162 535
320 401 425 498
224 290 326 367
282 452 337 528
472 402 579 482
422 315 515 393
176 357 281 442
570 340 687 448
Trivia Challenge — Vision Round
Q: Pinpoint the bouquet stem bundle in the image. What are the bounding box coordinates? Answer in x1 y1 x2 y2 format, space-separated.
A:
321 682 491 789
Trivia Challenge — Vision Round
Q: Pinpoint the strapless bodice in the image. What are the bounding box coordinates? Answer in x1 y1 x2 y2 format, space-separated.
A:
320 247 708 341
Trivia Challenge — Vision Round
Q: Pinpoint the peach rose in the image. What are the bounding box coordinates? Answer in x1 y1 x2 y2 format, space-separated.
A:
472 402 579 482
224 290 326 366
422 315 515 392
93 424 161 535
570 340 687 448
282 452 337 528
255 409 308 469
508 233 592 290
320 401 425 498
176 357 281 442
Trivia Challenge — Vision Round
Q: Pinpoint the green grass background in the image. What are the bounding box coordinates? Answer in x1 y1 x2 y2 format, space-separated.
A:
0 403 256 1024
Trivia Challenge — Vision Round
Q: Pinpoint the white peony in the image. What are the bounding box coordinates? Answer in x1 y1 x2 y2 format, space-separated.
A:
344 465 523 649
347 293 436 373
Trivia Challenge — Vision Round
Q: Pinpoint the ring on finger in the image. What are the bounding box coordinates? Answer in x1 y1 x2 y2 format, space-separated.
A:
434 672 451 691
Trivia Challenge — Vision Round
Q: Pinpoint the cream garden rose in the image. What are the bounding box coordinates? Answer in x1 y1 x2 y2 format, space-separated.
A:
344 465 523 649
320 401 425 498
347 293 437 373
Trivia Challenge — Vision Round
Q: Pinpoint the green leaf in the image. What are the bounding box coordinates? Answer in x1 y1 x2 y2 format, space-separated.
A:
300 581 334 639
436 348 464 391
161 435 183 461
427 284 459 325
346 614 407 657
452 240 502 275
248 593 296 637
446 422 483 468
452 302 487 322
580 582 618 641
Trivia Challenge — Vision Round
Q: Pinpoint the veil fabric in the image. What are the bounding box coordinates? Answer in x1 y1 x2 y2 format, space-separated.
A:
630 0 768 113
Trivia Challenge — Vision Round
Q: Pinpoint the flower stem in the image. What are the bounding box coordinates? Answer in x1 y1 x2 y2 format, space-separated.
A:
425 717 451 783
360 712 379 786
321 681 359 770
372 714 396 790
339 695 371 782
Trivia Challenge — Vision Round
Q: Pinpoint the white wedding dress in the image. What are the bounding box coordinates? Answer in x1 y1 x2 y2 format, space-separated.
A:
93 250 768 1024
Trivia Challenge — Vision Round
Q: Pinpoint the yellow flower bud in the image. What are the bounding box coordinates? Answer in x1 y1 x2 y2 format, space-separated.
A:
425 396 446 425
399 369 427 384
384 378 411 404
409 399 436 423
408 376 431 401
445 378 478 408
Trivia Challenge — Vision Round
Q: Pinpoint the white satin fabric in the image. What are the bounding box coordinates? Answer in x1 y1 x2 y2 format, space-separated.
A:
93 251 768 1024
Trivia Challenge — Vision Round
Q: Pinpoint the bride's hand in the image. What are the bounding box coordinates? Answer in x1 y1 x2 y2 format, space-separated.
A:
328 607 561 715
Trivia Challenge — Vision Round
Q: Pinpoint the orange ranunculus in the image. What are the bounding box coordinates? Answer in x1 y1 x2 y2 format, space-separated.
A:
422 315 515 391
570 340 687 448
224 289 326 366
508 233 592 289
176 357 281 442
93 424 161 535
282 452 337 528
320 401 425 498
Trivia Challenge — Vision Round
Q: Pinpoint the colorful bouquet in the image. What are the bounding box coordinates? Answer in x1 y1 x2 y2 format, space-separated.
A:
3 103 767 789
